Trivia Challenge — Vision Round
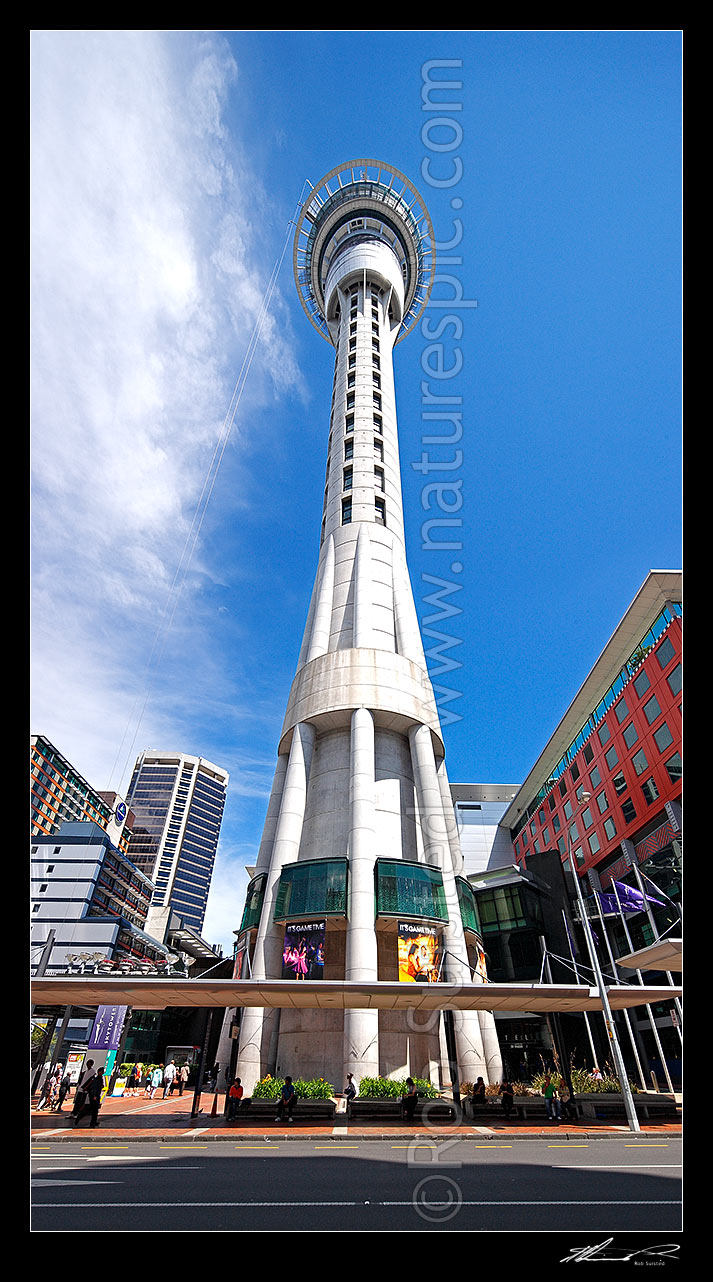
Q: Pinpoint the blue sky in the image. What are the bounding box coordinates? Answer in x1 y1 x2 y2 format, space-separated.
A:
30 30 682 953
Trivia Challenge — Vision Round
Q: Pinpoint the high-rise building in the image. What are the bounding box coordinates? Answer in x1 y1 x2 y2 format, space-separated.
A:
234 160 503 1092
31 735 133 853
125 750 229 933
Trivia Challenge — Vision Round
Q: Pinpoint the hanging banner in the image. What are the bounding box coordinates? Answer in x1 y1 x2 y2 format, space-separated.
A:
398 922 441 983
88 1005 127 1052
281 921 326 980
473 940 489 982
233 933 251 979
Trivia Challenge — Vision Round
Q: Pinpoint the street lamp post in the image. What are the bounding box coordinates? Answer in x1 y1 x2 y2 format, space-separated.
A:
569 792 641 1134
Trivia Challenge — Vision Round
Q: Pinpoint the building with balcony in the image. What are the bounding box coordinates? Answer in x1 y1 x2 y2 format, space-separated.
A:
31 735 134 852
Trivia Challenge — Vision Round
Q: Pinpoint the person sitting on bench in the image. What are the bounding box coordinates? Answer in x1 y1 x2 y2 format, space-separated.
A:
402 1077 418 1121
275 1076 296 1122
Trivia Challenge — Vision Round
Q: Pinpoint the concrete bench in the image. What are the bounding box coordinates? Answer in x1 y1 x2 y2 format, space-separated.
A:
467 1096 553 1121
468 1093 679 1122
225 1098 336 1124
575 1092 679 1121
346 1097 461 1123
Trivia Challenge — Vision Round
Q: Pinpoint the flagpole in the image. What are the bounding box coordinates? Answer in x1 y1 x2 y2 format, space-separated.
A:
611 881 675 1093
628 860 683 1043
569 792 640 1133
591 884 647 1090
561 908 599 1070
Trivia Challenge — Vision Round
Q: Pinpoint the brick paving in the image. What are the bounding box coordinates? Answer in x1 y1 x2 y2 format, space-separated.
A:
31 1090 681 1142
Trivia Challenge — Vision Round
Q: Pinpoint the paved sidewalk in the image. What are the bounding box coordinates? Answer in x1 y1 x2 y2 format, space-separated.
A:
31 1090 681 1142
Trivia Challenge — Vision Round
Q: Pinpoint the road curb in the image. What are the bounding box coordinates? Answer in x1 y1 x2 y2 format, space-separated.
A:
31 1127 681 1144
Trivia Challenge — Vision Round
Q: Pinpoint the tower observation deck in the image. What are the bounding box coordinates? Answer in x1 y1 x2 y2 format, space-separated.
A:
234 161 502 1093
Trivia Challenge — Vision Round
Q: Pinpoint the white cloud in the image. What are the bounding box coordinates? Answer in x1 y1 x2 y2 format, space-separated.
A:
30 31 304 795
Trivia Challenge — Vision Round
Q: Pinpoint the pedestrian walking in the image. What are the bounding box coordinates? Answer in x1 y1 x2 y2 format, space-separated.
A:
73 1065 104 1128
36 1063 62 1111
46 1065 63 1112
72 1060 96 1119
127 1063 140 1096
55 1070 73 1113
275 1076 296 1122
162 1061 177 1098
147 1065 163 1099
177 1064 189 1096
344 1073 357 1101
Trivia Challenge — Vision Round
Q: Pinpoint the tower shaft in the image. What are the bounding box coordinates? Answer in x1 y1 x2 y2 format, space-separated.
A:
234 162 502 1093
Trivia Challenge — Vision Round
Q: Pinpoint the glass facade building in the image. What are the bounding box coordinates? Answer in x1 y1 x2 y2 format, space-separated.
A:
126 751 229 933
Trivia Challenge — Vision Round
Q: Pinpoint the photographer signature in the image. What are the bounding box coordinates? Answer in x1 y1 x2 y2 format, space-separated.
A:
561 1239 680 1263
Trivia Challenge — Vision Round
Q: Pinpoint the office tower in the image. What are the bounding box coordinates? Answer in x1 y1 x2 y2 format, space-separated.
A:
125 750 229 933
234 160 502 1092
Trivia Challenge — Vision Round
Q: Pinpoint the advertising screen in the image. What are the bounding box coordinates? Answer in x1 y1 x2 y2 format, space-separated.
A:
397 922 441 983
281 921 326 980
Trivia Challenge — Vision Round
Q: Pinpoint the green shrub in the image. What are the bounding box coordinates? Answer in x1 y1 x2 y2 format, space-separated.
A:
251 1076 335 1100
529 1066 638 1094
462 1079 532 1097
356 1075 438 1100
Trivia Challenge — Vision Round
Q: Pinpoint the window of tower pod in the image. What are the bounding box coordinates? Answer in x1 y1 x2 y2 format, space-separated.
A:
375 498 386 525
342 497 352 525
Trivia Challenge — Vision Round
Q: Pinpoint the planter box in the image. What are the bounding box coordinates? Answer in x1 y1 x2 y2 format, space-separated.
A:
347 1097 459 1122
468 1092 679 1122
575 1092 679 1121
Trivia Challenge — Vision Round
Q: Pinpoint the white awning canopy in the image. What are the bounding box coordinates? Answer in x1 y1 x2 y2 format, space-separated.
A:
31 976 682 1013
615 938 682 973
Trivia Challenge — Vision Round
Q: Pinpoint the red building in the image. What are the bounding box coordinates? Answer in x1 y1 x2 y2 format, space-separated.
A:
504 571 681 893
487 571 681 1083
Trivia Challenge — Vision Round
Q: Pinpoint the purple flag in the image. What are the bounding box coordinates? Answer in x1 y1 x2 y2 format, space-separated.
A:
597 891 621 915
598 880 665 914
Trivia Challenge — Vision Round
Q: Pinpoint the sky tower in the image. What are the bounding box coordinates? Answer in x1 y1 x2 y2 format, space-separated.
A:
234 160 502 1092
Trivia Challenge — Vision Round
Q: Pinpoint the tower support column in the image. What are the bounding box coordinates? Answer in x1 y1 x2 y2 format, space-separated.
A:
235 721 315 1091
408 723 492 1083
343 707 380 1082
